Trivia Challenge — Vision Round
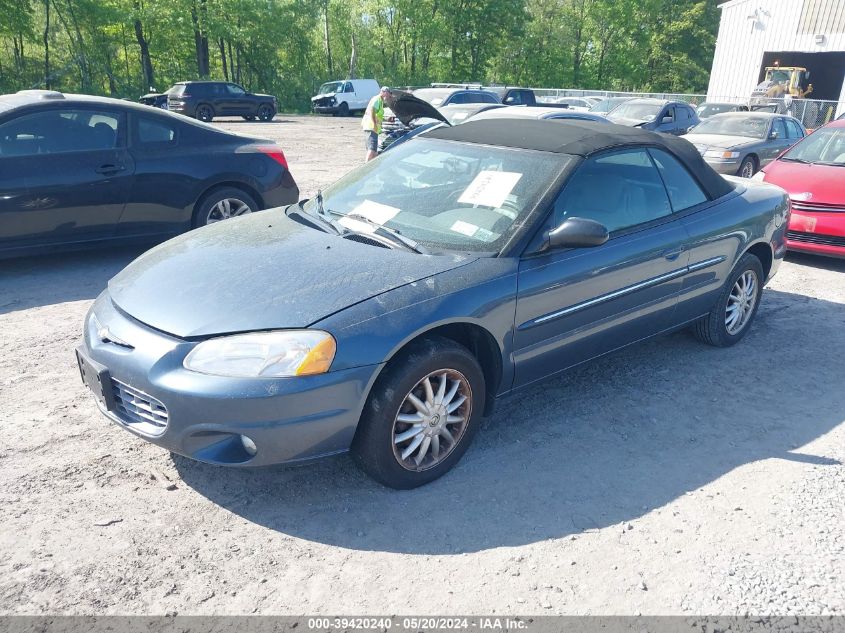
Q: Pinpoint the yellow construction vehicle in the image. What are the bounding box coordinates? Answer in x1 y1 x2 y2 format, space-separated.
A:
750 63 813 109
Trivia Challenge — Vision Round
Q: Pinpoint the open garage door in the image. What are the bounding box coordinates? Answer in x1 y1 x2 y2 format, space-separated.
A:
759 51 845 101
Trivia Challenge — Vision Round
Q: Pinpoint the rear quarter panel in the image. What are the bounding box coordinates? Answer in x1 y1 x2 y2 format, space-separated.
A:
117 124 287 237
674 178 789 322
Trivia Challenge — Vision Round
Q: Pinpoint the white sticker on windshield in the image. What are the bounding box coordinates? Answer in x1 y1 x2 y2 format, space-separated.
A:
349 200 400 224
458 171 522 208
450 220 479 237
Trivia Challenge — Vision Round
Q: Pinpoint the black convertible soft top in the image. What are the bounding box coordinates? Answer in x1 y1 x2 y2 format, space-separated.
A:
426 119 734 200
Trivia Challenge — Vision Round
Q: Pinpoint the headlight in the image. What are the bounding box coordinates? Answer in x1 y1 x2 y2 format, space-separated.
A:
183 330 336 378
704 150 740 159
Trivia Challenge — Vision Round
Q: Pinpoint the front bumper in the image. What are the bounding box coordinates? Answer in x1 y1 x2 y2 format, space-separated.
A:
79 293 381 467
786 209 845 258
704 158 740 174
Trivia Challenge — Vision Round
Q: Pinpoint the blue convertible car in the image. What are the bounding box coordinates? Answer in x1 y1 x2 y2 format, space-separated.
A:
77 120 789 489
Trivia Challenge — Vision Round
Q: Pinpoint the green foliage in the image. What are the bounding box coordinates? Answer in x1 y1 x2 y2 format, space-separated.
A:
0 0 718 110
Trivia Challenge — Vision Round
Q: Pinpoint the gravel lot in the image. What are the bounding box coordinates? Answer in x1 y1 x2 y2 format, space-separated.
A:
1 114 844 616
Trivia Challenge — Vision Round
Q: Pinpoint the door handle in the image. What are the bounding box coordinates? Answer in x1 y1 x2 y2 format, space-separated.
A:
95 164 125 175
662 246 684 261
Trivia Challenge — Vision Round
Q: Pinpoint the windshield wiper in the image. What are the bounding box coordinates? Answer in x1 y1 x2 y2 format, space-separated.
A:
323 209 427 254
812 161 844 167
779 156 811 163
288 194 344 235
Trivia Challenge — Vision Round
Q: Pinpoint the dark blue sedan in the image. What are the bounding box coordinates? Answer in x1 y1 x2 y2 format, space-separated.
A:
77 120 789 489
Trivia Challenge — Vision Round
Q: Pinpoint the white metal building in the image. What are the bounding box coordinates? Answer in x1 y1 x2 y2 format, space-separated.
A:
708 0 845 114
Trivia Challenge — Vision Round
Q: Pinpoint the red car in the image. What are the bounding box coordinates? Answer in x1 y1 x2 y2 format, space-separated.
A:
753 118 845 258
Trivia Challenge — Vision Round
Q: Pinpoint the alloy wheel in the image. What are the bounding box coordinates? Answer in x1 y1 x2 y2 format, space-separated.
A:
206 198 252 224
725 270 758 335
391 369 472 472
197 106 213 122
740 159 755 178
258 105 273 121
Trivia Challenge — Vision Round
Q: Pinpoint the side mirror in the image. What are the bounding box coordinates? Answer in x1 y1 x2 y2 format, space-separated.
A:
545 217 609 250
769 130 779 139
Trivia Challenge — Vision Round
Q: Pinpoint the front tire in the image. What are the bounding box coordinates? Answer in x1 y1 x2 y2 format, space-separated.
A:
195 104 214 122
351 337 486 489
692 253 764 347
257 103 275 121
737 155 757 178
337 102 349 117
193 187 258 227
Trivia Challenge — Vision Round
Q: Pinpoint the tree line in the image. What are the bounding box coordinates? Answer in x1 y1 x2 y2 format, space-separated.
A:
0 0 719 112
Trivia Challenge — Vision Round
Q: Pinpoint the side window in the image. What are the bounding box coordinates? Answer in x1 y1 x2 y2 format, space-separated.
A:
482 93 499 103
785 119 803 139
662 107 675 122
0 109 119 157
137 117 177 145
448 93 468 105
226 84 246 96
344 82 355 93
551 148 672 233
771 118 787 139
648 147 708 211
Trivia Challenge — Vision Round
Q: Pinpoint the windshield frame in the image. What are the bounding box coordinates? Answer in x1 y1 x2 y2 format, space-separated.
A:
298 137 574 257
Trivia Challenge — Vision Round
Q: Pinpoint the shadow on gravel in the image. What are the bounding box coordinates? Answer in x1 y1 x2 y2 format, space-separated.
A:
0 246 146 315
785 251 845 273
176 288 845 554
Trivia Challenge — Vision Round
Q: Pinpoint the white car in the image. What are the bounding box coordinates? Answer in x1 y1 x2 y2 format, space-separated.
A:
553 97 593 111
311 79 380 116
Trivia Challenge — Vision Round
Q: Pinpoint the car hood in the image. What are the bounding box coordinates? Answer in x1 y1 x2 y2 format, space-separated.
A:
684 134 757 150
762 160 845 206
108 211 476 338
311 92 336 101
388 91 451 127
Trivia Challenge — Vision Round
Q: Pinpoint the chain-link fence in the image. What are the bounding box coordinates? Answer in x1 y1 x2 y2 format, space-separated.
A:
398 83 845 129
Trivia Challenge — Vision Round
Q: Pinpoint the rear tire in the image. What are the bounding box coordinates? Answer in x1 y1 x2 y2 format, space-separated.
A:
195 104 214 122
692 253 764 347
193 187 258 228
351 336 486 489
257 103 275 122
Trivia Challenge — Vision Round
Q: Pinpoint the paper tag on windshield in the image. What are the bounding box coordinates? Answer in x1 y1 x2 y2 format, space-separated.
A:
458 171 522 208
450 220 479 237
349 200 400 224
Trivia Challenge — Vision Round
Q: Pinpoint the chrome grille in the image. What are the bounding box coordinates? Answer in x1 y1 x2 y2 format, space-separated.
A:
111 379 168 436
791 201 845 214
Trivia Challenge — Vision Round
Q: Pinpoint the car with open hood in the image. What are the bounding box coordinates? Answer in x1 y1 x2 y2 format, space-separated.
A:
684 112 805 178
77 119 789 489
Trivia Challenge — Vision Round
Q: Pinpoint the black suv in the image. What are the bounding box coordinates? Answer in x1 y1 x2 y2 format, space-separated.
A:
166 81 277 122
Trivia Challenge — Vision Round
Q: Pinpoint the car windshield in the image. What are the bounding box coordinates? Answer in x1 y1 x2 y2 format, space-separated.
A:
608 102 662 121
300 138 568 253
590 98 627 113
413 89 453 106
318 81 343 94
691 116 769 139
697 103 735 118
782 127 845 165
